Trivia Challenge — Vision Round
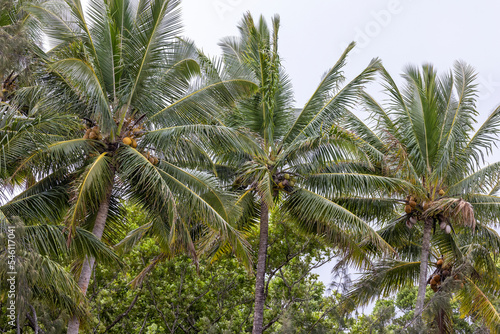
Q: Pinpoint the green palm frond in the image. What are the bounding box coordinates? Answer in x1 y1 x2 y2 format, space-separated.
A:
117 146 249 254
115 222 153 253
433 61 478 178
13 138 104 178
1 169 70 223
305 172 415 198
142 124 261 160
285 58 380 146
0 223 121 265
447 162 500 196
284 188 393 254
123 0 182 106
282 42 355 144
23 0 77 47
465 193 500 225
48 58 115 132
457 278 500 333
65 152 113 234
343 260 421 311
462 104 500 167
280 132 372 173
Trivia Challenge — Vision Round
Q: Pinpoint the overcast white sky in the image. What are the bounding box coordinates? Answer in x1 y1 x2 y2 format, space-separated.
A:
180 0 500 290
181 0 500 114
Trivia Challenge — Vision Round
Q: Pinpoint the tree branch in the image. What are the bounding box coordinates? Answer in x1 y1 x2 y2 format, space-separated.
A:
104 290 141 332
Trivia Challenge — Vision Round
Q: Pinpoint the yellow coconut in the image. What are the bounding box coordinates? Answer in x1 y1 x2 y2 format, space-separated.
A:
89 132 97 139
122 137 132 145
131 138 138 148
439 189 445 196
404 205 412 214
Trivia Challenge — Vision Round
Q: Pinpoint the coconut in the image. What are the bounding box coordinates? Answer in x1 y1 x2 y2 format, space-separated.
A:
442 270 450 277
436 259 443 267
278 182 284 189
97 134 103 140
423 201 430 211
131 138 138 148
83 133 89 139
123 137 132 145
409 200 417 208
439 189 445 196
148 157 155 164
445 225 452 234
430 278 437 285
89 132 97 139
284 173 290 180
289 181 295 187
404 205 412 214
433 274 441 283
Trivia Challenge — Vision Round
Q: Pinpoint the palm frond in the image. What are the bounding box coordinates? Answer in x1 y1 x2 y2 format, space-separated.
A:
284 188 393 254
65 152 113 234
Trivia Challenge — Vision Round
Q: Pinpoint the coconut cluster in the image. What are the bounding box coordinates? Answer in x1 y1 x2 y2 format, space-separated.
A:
144 151 159 165
272 173 297 196
404 195 424 228
437 213 452 234
427 258 463 292
0 72 17 102
404 189 449 232
83 125 103 140
121 117 144 148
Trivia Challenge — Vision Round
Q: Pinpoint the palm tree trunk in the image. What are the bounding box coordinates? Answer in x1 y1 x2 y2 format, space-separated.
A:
252 199 269 334
415 218 433 331
67 183 113 334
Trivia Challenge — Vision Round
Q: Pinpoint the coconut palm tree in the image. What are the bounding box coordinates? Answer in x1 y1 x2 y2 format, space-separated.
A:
0 101 124 331
212 13 398 333
21 0 257 332
343 222 500 332
339 62 500 331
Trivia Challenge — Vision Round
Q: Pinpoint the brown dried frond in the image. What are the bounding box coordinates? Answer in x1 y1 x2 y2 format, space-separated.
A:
426 198 476 230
